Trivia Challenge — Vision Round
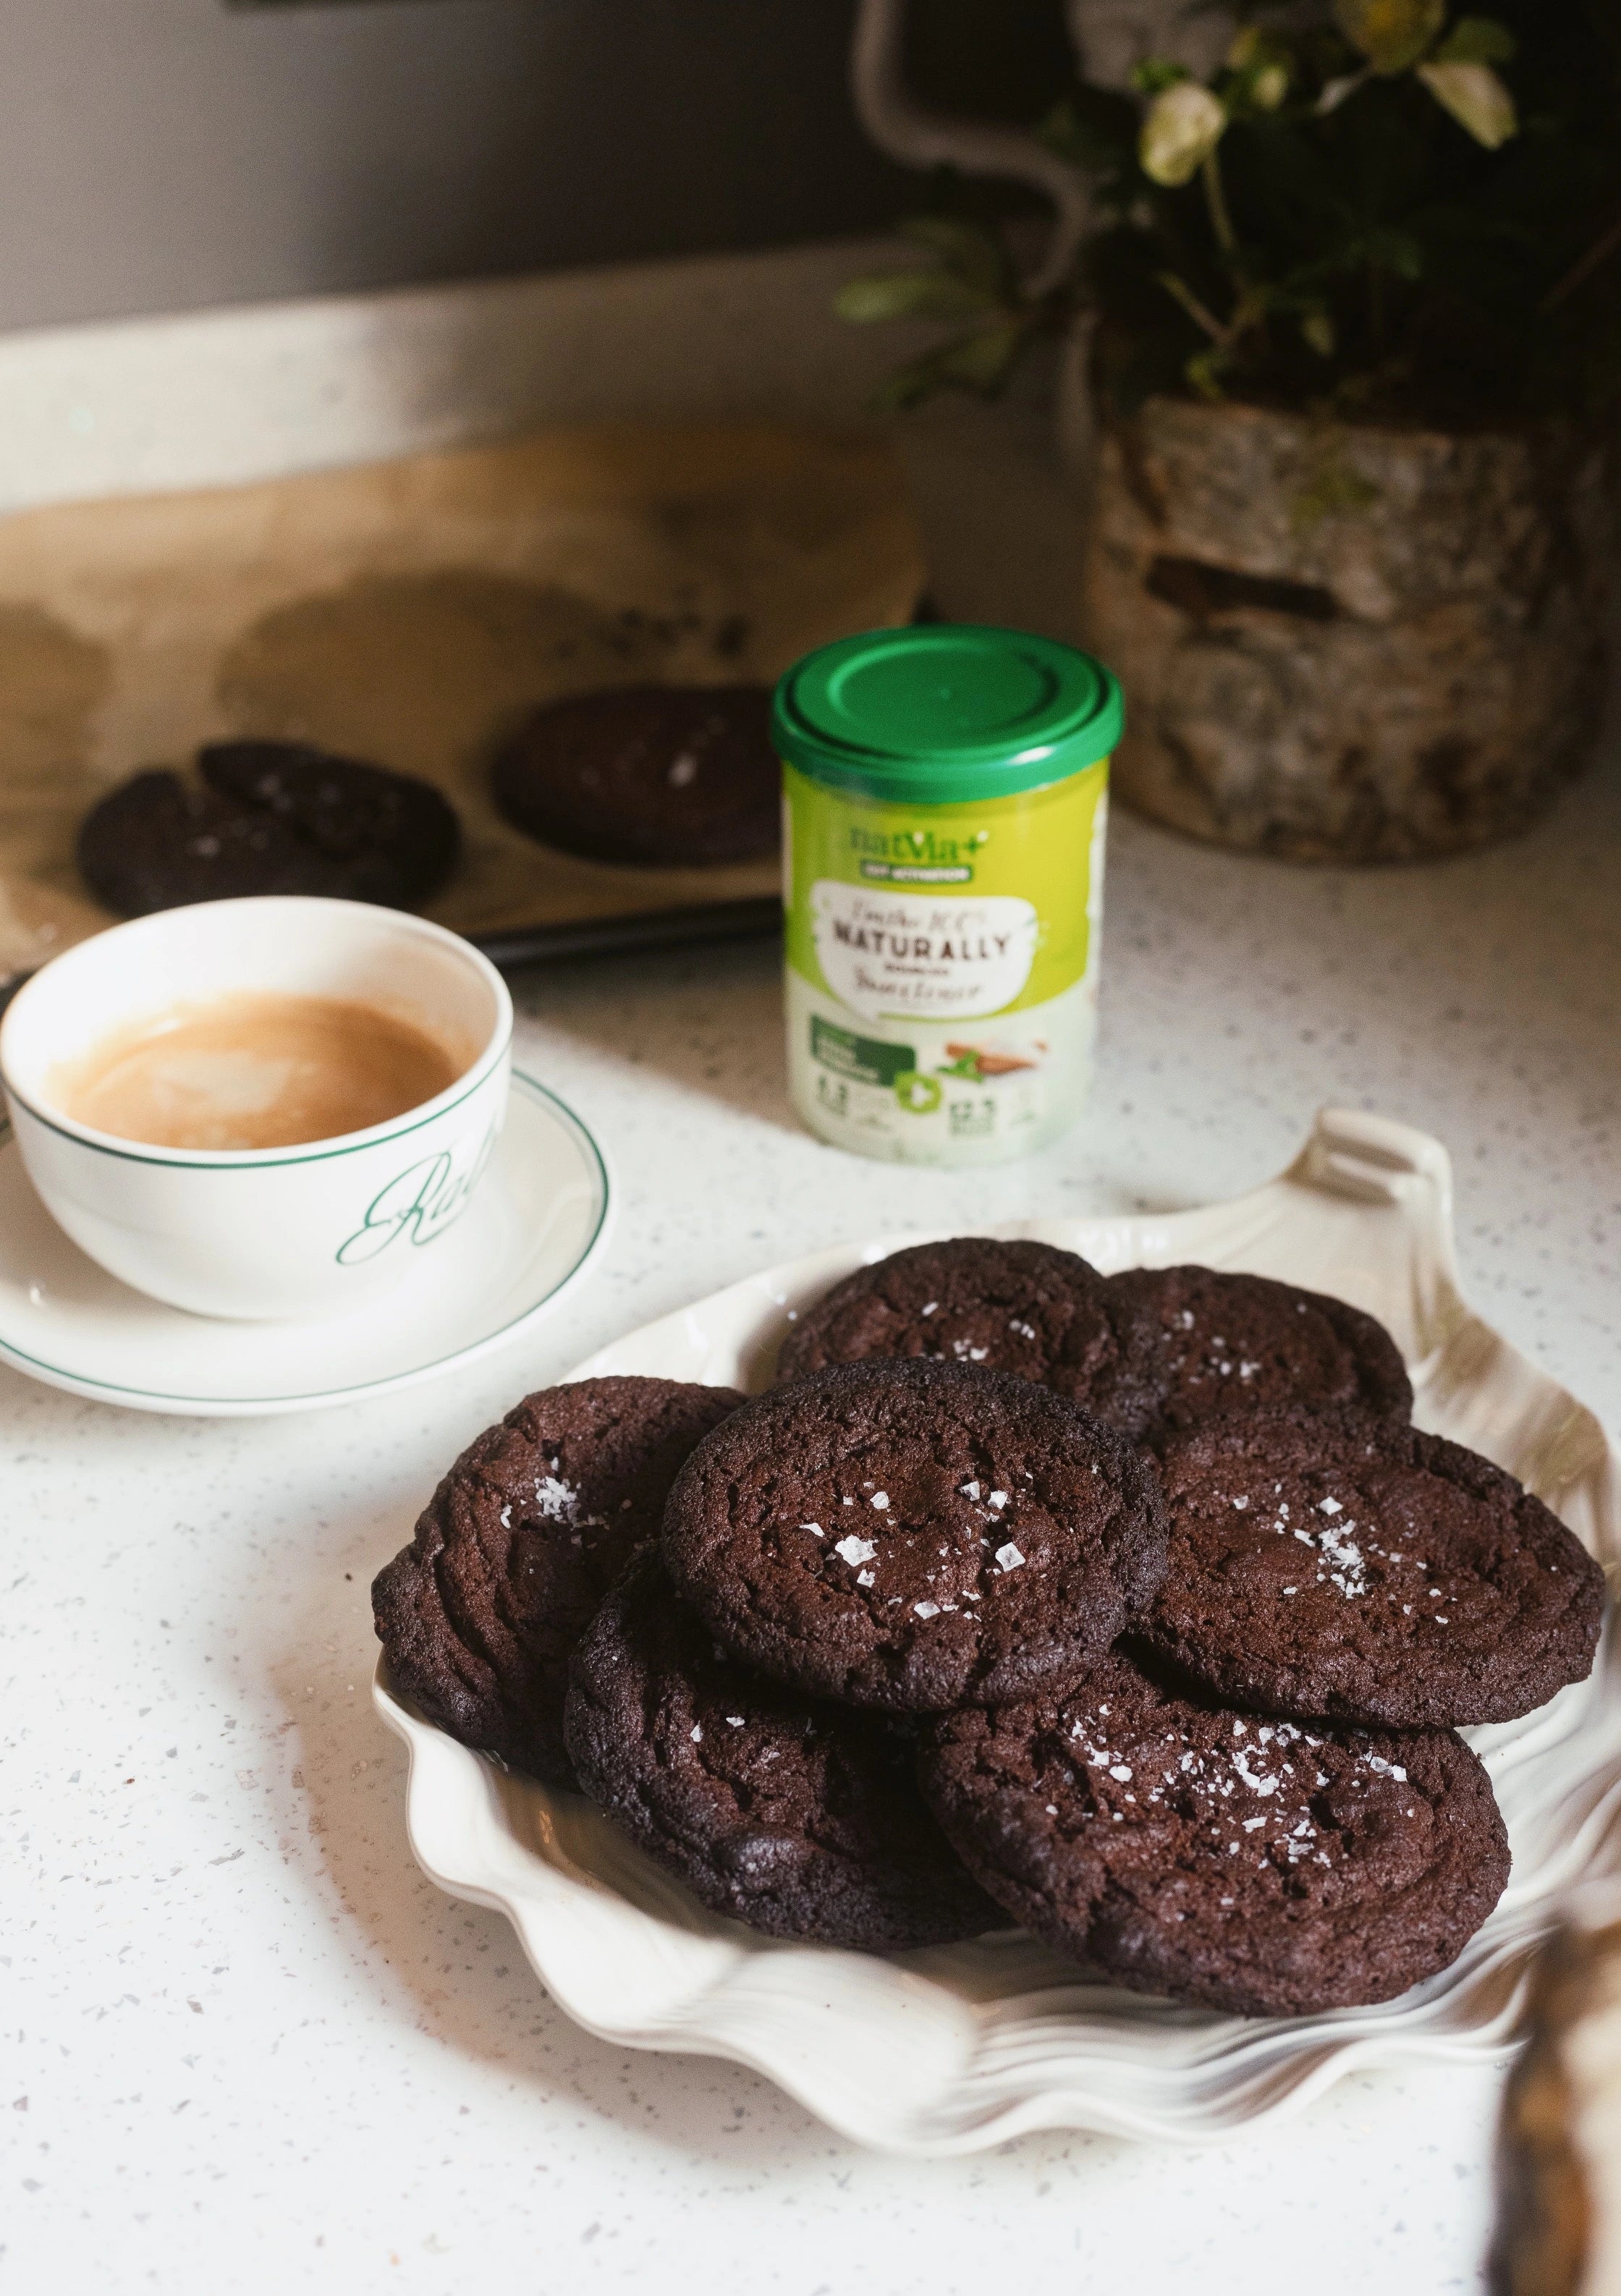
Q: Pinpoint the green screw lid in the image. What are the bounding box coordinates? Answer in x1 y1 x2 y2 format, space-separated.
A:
772 623 1122 802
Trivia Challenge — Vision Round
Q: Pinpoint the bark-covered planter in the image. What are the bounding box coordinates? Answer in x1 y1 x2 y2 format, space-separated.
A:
1078 397 1611 863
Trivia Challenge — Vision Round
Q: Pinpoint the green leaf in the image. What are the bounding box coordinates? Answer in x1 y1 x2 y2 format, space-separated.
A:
1037 94 1134 176
1340 225 1426 280
834 270 996 326
936 321 1026 392
868 351 952 415
866 322 1027 413
1225 25 1292 111
1434 16 1516 64
1185 347 1232 401
899 216 1009 298
1130 57 1191 95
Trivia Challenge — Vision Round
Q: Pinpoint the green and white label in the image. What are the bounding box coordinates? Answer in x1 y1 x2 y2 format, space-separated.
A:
783 760 1107 1166
810 883 1041 1022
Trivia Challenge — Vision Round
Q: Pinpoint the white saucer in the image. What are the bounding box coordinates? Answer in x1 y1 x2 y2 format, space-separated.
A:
0 1069 610 1415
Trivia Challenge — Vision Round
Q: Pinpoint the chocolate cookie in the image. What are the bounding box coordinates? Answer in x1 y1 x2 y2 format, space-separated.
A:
77 739 460 916
1093 1266 1413 1442
373 1376 742 1787
564 1547 1001 1948
490 685 778 866
661 1360 1168 1713
1141 1407 1605 1727
919 1648 1510 2018
776 1238 1120 1397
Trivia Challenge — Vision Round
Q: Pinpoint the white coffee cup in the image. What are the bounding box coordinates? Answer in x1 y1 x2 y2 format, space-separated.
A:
0 897 512 1320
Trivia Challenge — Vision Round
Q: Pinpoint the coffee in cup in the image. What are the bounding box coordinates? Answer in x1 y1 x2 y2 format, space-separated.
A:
0 897 512 1319
49 991 471 1153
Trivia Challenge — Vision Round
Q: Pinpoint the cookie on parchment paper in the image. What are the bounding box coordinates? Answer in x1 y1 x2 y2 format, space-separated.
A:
78 738 460 915
491 685 778 867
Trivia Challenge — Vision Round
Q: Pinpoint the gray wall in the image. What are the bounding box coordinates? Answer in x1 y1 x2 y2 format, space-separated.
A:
0 0 902 333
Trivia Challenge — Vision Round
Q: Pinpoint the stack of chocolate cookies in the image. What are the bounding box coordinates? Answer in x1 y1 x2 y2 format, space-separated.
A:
373 1240 1606 2019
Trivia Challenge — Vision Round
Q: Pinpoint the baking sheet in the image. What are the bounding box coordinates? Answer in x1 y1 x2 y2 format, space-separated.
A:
0 423 924 975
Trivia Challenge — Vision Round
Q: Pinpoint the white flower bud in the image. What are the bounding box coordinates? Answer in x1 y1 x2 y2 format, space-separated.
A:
1139 83 1228 188
1417 60 1518 148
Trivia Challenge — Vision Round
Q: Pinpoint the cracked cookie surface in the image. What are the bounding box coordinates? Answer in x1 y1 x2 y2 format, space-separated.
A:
564 1547 1002 1947
661 1360 1168 1713
79 738 460 915
919 1647 1510 2017
373 1376 742 1787
775 1237 1119 1397
1140 1406 1605 1725
1093 1266 1413 1442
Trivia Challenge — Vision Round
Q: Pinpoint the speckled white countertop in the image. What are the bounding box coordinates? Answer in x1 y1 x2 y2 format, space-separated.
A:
2 249 1620 2294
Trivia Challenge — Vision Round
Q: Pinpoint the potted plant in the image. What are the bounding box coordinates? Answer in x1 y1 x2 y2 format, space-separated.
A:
842 1 1621 861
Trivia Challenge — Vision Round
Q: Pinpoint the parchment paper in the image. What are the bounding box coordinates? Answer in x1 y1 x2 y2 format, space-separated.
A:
0 423 923 974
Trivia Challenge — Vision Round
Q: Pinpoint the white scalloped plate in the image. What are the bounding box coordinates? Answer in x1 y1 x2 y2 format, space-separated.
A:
374 1109 1621 2151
